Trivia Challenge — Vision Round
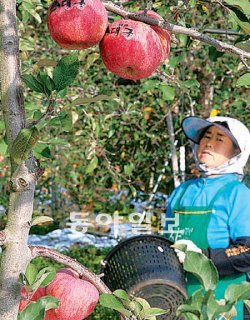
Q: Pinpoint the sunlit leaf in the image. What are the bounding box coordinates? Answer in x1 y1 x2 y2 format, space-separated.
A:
25 263 38 286
70 94 116 107
237 73 250 87
99 294 132 317
183 251 219 291
224 0 250 16
32 216 53 226
11 127 40 164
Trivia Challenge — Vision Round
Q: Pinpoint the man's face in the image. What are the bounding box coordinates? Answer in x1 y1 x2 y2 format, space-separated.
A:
197 126 236 168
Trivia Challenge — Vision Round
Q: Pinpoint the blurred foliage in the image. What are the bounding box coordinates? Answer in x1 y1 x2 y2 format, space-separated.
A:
0 0 249 224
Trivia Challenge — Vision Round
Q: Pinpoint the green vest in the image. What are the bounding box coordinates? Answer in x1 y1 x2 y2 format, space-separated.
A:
168 180 246 319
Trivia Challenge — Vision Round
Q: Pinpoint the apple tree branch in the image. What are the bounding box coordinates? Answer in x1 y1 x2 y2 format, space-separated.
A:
103 1 250 62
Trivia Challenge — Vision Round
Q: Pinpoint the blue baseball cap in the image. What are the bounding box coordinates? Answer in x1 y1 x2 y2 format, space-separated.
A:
181 116 240 149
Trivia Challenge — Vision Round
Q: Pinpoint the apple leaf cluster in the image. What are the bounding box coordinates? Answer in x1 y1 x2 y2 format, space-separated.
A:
18 264 58 320
172 243 250 320
100 289 168 320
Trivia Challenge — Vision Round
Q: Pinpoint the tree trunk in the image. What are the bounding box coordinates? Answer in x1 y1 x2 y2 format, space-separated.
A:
166 110 180 188
0 1 36 319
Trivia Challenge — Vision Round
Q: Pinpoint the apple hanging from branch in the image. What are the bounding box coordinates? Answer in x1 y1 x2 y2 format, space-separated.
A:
99 19 163 80
138 10 171 63
47 0 108 50
44 268 99 320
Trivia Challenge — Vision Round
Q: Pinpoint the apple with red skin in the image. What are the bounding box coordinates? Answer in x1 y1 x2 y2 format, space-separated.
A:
44 268 99 320
99 19 163 80
19 286 46 311
138 10 171 62
47 0 108 50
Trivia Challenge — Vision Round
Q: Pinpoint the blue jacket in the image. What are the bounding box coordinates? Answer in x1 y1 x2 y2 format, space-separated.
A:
166 173 250 276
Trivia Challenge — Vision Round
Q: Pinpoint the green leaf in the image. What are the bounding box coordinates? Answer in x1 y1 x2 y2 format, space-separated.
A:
160 85 175 101
190 0 197 7
129 185 137 198
124 163 134 176
244 300 250 313
183 288 203 312
25 263 38 286
36 73 55 96
224 0 250 16
37 296 59 311
176 289 203 318
32 216 53 227
29 9 42 24
33 143 52 159
236 39 250 52
53 54 79 92
86 156 98 174
0 139 8 155
220 305 237 319
176 304 200 318
125 300 143 315
22 75 45 94
21 10 30 24
236 73 250 87
183 251 219 291
225 281 250 303
27 267 56 292
144 307 169 317
70 94 116 107
182 79 200 88
0 120 5 130
113 289 130 301
208 47 224 62
20 38 35 51
18 296 59 320
228 8 250 34
11 127 40 164
133 297 156 320
201 290 216 319
49 112 72 132
99 294 132 317
168 54 185 67
141 80 158 92
184 314 201 320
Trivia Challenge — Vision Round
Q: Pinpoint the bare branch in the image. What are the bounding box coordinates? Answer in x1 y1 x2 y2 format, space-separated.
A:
30 246 112 294
103 2 250 59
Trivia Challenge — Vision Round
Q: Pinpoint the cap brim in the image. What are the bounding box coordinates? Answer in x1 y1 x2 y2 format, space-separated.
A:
182 117 212 144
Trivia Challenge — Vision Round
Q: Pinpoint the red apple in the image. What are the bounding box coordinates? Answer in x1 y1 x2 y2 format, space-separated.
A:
47 0 108 50
19 286 46 311
45 268 99 320
138 10 171 62
99 19 163 80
